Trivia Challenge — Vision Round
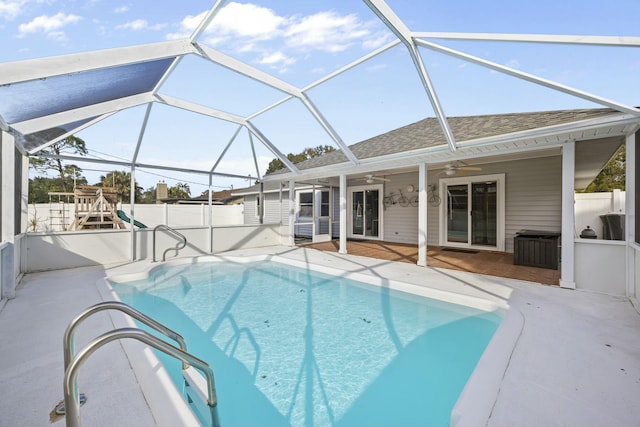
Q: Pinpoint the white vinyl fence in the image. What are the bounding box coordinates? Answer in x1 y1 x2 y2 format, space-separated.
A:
26 203 244 232
30 192 624 239
574 190 625 239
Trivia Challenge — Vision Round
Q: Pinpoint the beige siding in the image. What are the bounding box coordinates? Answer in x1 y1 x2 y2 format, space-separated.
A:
425 156 562 252
392 156 562 252
382 172 420 243
264 193 284 224
243 193 285 225
503 156 562 252
245 189 340 237
246 156 562 253
243 195 259 225
331 188 340 237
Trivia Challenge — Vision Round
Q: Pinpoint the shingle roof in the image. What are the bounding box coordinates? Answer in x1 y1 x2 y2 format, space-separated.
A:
276 107 620 173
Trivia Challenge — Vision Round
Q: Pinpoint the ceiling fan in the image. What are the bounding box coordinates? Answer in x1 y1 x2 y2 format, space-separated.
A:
441 162 482 176
357 174 391 184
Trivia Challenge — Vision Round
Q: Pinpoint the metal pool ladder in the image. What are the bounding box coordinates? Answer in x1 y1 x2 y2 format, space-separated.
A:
62 301 220 427
153 224 187 262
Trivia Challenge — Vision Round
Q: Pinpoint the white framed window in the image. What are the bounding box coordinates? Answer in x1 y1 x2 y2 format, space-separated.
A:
319 190 330 217
298 192 313 217
255 195 262 218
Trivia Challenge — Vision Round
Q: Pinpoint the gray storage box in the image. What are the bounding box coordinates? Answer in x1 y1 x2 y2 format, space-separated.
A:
513 230 561 270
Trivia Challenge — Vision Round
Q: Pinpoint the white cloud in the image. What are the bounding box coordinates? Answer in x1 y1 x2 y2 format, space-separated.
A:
209 2 286 39
362 32 394 50
166 2 387 71
0 1 23 20
165 10 202 40
284 11 371 53
1 0 72 21
18 12 81 37
113 5 129 14
46 30 66 42
167 3 286 42
257 51 295 66
116 19 165 31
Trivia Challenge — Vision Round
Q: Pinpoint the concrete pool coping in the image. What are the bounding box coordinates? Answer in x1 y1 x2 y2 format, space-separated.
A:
1 245 639 426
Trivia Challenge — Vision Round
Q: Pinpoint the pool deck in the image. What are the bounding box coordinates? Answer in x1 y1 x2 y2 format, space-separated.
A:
1 245 639 427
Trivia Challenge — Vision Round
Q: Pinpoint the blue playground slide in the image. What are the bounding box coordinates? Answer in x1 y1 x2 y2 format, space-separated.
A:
117 210 147 228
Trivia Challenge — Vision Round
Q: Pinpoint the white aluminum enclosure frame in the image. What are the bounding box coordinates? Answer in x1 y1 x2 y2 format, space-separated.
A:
0 0 637 184
0 0 638 295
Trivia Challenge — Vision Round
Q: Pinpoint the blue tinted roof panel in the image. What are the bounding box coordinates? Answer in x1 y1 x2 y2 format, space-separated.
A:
18 117 97 152
0 58 173 124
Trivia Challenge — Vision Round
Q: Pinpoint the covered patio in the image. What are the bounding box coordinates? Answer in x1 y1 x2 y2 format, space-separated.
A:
303 240 562 285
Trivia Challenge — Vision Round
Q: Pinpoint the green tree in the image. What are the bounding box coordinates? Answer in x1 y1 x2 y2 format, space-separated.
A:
139 185 157 204
29 136 88 192
583 146 625 192
97 170 142 203
265 145 336 175
168 182 190 199
28 175 88 203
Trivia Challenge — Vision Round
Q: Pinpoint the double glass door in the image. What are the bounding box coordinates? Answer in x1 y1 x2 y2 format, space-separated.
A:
349 186 381 239
445 180 498 247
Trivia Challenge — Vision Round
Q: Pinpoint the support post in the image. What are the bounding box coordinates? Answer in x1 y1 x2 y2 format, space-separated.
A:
288 180 295 246
21 154 29 233
311 183 316 240
208 175 213 253
1 132 15 243
625 131 636 298
339 174 347 254
418 163 428 266
129 166 136 262
259 181 264 225
560 141 576 289
1 131 16 299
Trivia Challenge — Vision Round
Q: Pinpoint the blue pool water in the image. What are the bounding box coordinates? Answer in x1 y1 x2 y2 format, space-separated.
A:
111 259 501 427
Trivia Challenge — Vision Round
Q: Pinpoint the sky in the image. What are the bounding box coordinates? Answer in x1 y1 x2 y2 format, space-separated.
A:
2 0 639 195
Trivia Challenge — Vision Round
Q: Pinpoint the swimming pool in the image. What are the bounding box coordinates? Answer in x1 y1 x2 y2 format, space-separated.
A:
109 256 503 427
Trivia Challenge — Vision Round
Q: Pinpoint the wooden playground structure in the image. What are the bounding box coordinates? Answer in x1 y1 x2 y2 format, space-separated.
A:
70 186 126 230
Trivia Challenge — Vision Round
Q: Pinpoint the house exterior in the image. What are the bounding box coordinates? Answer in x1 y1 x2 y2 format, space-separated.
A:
234 182 341 241
234 107 639 296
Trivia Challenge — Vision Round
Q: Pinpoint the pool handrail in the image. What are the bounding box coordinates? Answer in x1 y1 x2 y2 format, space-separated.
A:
64 327 219 427
63 300 189 371
153 224 187 262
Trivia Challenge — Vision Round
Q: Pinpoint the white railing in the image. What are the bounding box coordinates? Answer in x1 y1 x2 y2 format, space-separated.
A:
62 301 220 427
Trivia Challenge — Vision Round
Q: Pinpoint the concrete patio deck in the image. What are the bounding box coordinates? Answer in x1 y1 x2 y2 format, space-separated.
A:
0 246 637 427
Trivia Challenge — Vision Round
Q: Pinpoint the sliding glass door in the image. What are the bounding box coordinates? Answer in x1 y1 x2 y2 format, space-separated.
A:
349 185 382 239
446 184 469 243
441 175 504 250
471 182 497 246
